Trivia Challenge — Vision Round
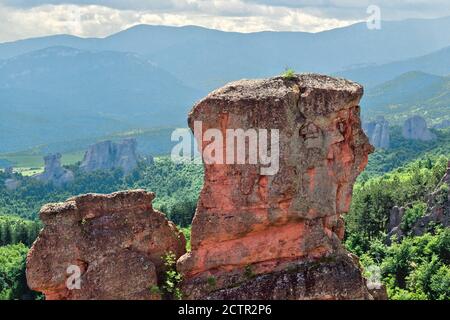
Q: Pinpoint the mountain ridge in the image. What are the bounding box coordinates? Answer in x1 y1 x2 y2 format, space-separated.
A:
2 17 450 80
339 45 450 88
0 46 201 153
362 71 450 124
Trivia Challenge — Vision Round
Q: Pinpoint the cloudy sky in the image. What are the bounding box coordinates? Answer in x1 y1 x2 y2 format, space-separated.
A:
0 0 449 42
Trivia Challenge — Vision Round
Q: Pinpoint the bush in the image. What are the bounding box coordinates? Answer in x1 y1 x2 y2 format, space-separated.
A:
0 215 41 246
401 202 427 233
282 68 296 79
162 251 183 300
345 156 448 253
429 264 450 300
0 157 203 226
0 243 37 300
381 229 450 300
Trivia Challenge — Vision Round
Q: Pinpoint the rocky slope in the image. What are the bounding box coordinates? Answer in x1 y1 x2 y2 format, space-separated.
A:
363 116 390 149
402 116 437 141
34 153 74 187
178 74 374 299
387 161 450 242
26 190 186 300
80 139 139 174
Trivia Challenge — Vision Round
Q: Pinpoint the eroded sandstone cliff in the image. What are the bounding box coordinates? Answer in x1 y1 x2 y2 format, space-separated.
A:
363 116 390 149
402 116 436 141
80 139 139 174
178 74 374 299
26 190 186 300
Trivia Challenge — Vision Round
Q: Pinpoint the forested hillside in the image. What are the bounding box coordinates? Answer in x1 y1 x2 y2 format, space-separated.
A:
363 128 450 176
0 217 41 299
346 156 449 299
361 72 450 125
1 140 449 299
0 158 203 300
0 157 203 224
0 47 201 153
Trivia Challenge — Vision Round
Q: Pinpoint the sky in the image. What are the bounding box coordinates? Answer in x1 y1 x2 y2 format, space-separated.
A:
0 0 449 42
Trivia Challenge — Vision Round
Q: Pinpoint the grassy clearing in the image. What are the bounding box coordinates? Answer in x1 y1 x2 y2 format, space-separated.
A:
0 150 85 170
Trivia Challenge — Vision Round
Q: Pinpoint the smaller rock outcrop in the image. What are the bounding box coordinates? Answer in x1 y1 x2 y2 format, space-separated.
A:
3 166 20 191
34 153 74 187
26 190 186 300
80 139 138 174
363 116 390 149
386 206 406 243
402 116 436 141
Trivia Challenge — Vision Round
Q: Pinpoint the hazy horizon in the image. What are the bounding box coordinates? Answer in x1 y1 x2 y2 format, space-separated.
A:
2 0 450 42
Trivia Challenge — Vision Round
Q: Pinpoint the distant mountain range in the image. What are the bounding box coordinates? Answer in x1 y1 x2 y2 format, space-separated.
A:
0 47 200 153
362 71 450 125
2 17 450 90
338 45 450 88
1 17 450 154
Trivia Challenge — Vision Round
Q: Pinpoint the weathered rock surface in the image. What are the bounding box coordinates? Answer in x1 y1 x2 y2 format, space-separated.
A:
34 153 74 187
26 190 186 300
178 74 374 299
367 284 389 301
187 254 371 300
402 116 436 141
80 139 139 174
387 206 404 233
387 160 450 243
363 116 390 149
386 206 406 243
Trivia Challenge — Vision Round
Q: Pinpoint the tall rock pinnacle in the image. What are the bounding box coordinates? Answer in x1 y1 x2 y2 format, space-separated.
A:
34 153 74 187
80 139 139 174
402 116 436 141
178 74 374 299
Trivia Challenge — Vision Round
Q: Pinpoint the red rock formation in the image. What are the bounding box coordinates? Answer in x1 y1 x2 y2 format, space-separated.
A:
178 74 374 299
26 190 186 300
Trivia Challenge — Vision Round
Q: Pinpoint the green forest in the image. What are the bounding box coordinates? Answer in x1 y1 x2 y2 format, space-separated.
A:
345 155 449 299
0 129 449 300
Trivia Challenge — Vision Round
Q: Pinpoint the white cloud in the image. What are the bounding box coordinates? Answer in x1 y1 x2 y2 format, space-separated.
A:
0 1 359 42
0 0 448 42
